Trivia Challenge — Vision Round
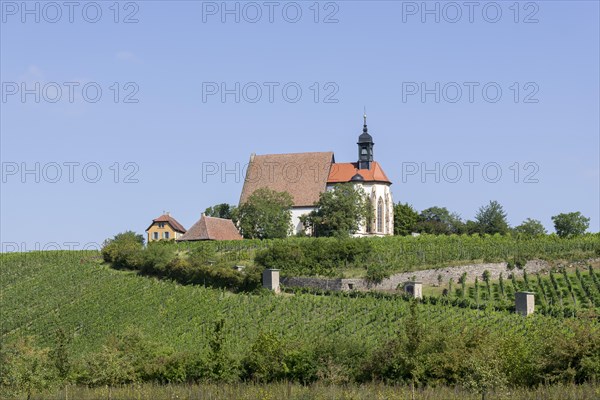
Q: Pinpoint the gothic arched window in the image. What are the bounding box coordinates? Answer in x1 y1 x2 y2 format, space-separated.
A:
368 191 376 233
377 197 384 233
384 196 389 234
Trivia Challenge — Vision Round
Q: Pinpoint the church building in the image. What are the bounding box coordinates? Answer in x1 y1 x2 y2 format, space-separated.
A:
239 115 394 236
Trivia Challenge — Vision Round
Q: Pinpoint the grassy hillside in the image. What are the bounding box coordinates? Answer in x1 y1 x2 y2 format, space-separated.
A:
2 250 541 356
1 251 599 398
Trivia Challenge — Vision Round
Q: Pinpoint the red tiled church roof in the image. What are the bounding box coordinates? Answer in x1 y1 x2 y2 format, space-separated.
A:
146 214 187 233
327 162 391 184
239 152 335 207
178 215 242 241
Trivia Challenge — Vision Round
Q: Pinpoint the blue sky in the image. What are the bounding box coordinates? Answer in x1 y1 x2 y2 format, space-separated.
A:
1 0 599 250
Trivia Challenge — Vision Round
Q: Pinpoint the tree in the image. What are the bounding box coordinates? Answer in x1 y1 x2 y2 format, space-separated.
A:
236 188 293 239
0 337 56 400
204 203 236 220
105 231 145 246
101 231 145 268
474 200 509 235
393 203 419 236
464 220 480 235
459 332 507 400
49 328 71 383
415 207 463 235
241 331 287 383
301 184 372 237
206 318 235 381
551 212 590 237
514 218 547 237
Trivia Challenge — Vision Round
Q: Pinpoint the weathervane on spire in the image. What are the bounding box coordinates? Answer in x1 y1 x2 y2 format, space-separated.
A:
363 106 367 126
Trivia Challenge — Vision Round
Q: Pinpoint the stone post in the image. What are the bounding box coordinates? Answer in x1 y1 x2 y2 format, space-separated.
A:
262 269 280 293
515 291 535 316
404 281 422 299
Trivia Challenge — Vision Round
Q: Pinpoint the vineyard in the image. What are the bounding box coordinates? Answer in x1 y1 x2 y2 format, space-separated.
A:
1 251 544 356
1 250 599 398
412 265 600 317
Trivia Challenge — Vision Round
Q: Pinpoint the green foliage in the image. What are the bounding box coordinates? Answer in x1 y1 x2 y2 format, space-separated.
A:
474 200 510 235
458 330 508 396
78 329 188 386
415 207 463 235
257 234 599 278
80 339 138 387
301 184 372 237
552 212 590 237
365 265 389 284
204 203 236 220
459 272 468 298
141 241 177 274
255 237 373 277
49 329 71 382
204 319 237 382
236 188 293 239
101 231 145 268
0 337 56 400
393 202 419 236
101 236 262 292
514 218 548 237
242 331 288 382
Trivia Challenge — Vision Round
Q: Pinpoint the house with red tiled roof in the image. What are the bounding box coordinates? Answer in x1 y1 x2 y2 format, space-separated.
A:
146 212 187 242
178 214 242 241
239 114 394 237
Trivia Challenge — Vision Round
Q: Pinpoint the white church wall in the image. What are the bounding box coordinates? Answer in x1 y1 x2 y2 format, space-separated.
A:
290 206 315 235
326 182 394 237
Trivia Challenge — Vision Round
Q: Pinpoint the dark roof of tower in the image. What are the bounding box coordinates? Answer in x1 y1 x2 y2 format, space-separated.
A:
358 113 373 143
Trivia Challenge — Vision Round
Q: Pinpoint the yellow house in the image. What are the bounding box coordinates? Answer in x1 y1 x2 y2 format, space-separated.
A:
146 212 186 242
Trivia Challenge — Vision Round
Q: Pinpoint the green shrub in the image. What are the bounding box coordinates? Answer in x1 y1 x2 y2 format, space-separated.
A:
241 332 288 383
141 242 177 274
365 265 389 284
101 231 144 269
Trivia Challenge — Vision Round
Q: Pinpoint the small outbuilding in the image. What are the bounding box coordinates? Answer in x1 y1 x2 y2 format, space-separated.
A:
515 291 535 316
177 214 242 241
403 281 423 299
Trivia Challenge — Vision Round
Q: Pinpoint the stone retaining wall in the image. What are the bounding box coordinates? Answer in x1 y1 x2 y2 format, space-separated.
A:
281 259 599 292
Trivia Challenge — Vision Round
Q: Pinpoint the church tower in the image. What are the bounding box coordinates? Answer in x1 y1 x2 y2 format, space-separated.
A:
357 113 374 170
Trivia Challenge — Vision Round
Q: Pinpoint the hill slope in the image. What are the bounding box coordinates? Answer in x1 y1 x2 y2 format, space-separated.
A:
1 251 599 389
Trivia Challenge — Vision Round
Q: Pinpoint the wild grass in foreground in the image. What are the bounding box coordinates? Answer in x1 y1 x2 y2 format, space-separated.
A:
37 382 600 400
